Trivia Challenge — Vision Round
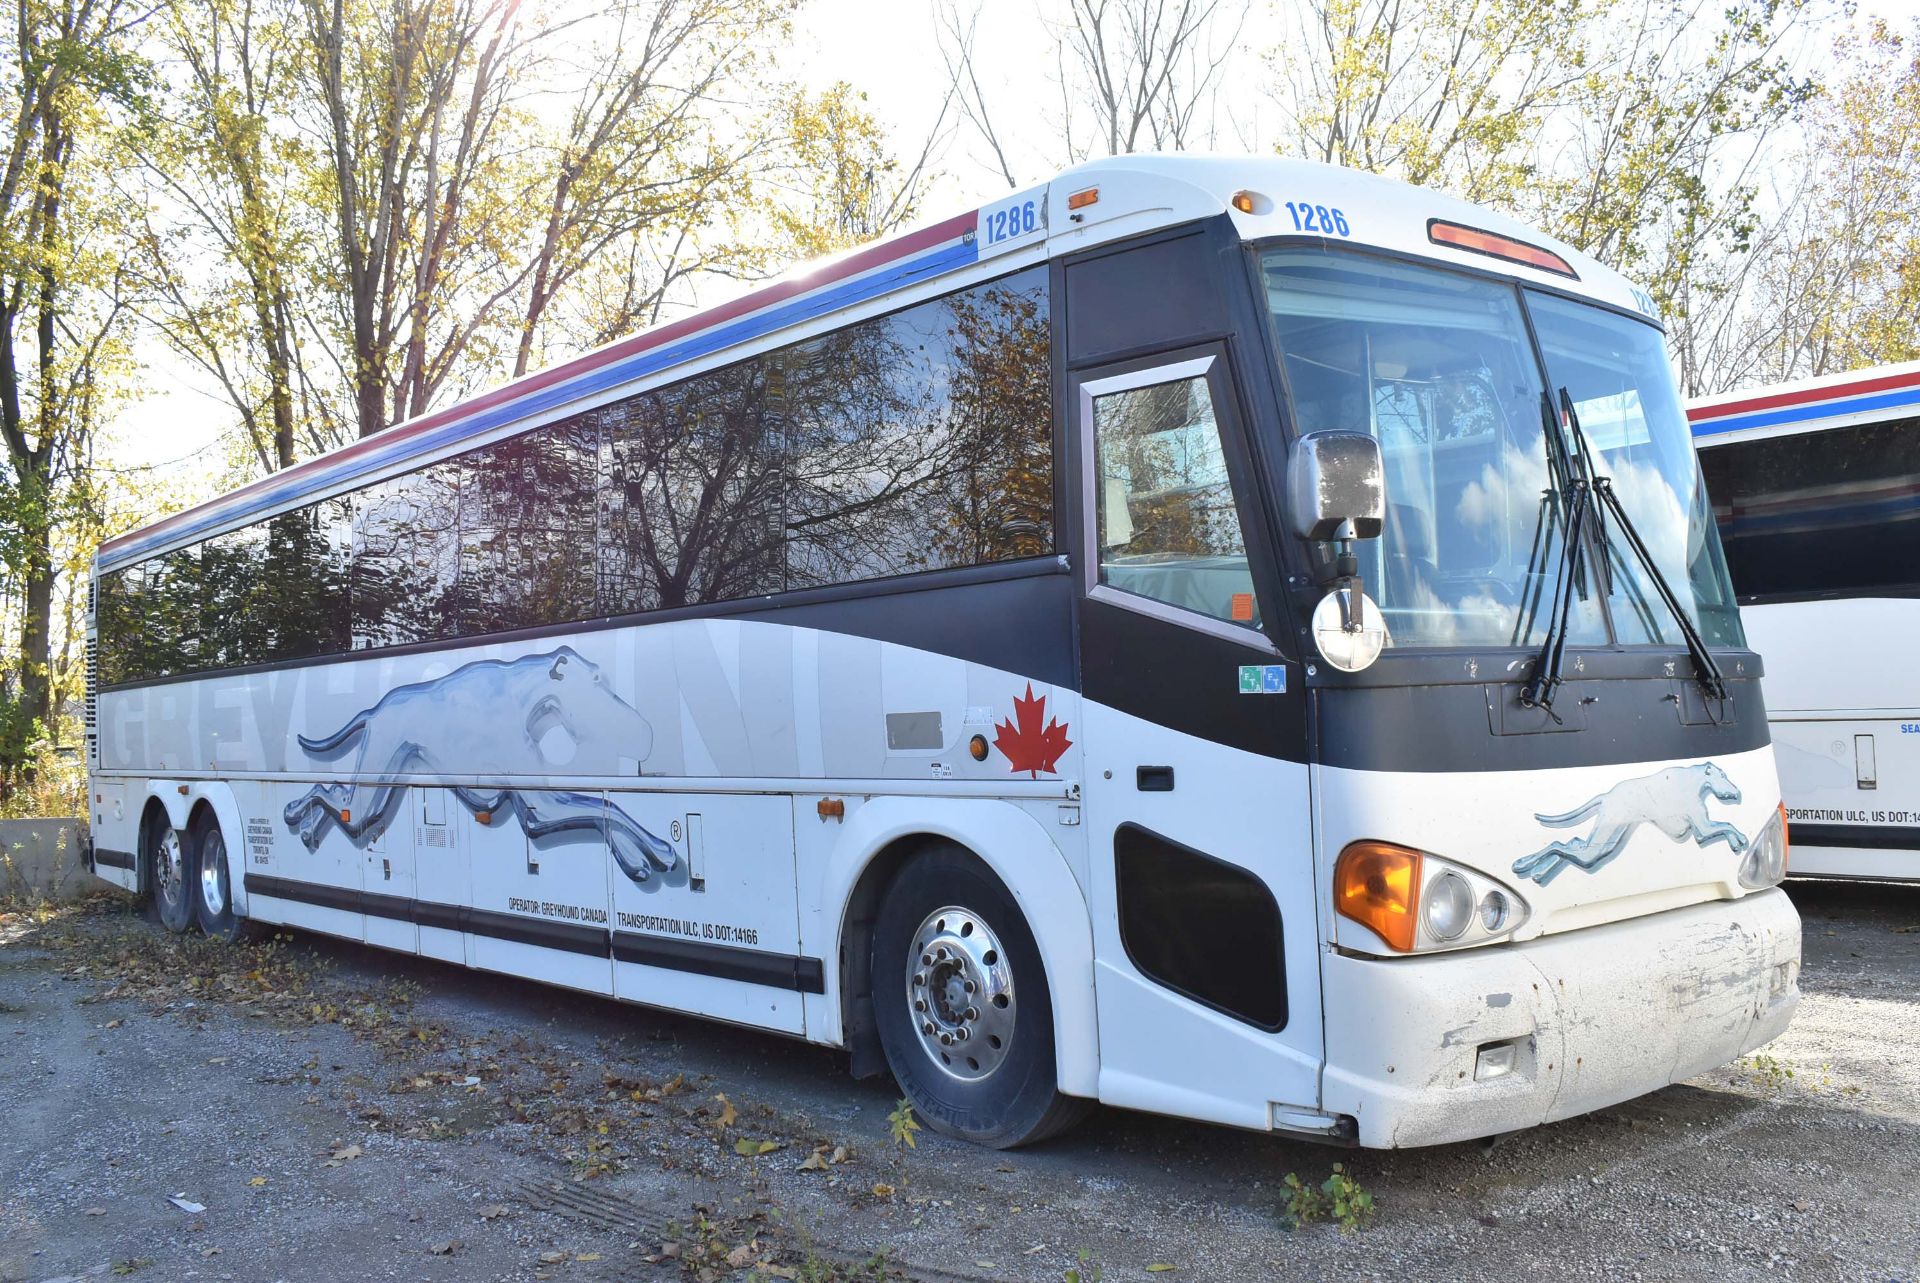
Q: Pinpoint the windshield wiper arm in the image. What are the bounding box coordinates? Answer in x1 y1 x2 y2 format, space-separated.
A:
1519 393 1591 716
1557 388 1728 703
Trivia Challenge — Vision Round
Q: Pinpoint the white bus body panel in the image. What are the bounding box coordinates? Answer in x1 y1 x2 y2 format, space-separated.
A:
1322 888 1799 1147
1077 701 1321 1131
1744 598 1920 879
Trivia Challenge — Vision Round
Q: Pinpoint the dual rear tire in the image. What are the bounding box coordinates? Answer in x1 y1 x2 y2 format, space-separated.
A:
142 809 251 944
870 846 1090 1149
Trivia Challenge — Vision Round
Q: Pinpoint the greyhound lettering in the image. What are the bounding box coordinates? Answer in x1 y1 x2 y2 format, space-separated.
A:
282 647 678 884
1512 762 1746 886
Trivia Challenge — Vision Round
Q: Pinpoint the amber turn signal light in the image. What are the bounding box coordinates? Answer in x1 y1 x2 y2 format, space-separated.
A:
1334 841 1422 953
1779 802 1790 872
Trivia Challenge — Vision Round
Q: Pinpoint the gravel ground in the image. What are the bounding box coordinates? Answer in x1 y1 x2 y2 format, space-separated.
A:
0 878 1914 1283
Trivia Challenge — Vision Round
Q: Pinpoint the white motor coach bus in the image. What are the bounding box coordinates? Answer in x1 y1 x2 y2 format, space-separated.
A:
86 155 1799 1149
1692 361 1920 882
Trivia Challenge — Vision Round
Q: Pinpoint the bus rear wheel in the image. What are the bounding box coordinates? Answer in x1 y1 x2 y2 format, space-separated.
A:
143 811 193 935
190 814 252 945
870 845 1090 1149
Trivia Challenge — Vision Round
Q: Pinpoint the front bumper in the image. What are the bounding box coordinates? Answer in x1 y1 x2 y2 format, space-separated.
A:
1321 888 1801 1148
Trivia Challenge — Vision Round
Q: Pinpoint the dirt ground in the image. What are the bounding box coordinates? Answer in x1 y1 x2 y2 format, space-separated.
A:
1 878 1915 1283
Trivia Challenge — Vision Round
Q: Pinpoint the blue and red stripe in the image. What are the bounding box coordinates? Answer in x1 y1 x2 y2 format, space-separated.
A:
101 209 982 572
1689 365 1920 438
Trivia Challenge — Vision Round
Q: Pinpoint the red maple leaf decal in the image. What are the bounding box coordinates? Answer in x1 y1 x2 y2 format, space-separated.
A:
993 684 1072 777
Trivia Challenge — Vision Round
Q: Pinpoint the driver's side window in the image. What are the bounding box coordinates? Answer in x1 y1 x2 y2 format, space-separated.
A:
1093 372 1258 627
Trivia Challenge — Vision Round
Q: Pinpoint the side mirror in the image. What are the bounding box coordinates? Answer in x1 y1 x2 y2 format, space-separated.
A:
1287 431 1385 543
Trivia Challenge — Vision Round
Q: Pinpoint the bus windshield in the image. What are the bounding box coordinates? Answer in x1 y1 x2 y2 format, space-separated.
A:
1262 248 1742 651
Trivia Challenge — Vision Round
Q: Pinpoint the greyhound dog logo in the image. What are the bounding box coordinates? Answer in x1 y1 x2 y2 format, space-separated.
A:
283 647 679 885
1512 762 1747 886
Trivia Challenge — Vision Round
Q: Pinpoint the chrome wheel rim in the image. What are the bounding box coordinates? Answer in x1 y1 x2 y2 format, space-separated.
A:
198 831 227 918
905 905 1015 1082
155 828 185 907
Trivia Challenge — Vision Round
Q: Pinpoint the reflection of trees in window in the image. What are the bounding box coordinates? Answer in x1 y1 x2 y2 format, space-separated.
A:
156 551 204 674
1097 378 1240 559
458 422 597 632
262 499 351 662
598 365 784 613
351 463 462 649
96 568 142 685
930 279 1053 567
199 524 269 670
786 266 1052 587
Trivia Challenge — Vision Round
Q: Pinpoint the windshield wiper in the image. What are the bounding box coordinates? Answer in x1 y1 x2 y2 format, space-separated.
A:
1557 388 1728 703
1518 393 1591 716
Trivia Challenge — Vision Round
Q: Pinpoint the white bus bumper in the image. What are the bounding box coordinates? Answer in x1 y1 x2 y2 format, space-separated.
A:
1320 888 1801 1148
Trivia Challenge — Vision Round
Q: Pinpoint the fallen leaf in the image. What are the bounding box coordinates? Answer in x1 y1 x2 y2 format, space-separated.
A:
477 1204 509 1221
733 1137 780 1157
576 1252 602 1262
167 1196 206 1214
1147 1266 1178 1274
713 1094 738 1128
660 1240 683 1258
326 1143 364 1164
830 1145 850 1164
725 1244 755 1267
104 1019 121 1029
872 1183 896 1200
539 1250 568 1264
200 1247 221 1258
798 1148 830 1172
429 1239 462 1255
974 1262 997 1269
1792 1198 1812 1212
247 1177 267 1187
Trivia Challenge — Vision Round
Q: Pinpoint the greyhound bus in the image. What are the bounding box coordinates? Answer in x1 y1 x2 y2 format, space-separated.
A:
84 154 1798 1150
1692 361 1920 881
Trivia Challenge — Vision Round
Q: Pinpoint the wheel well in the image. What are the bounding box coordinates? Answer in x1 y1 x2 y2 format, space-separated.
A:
838 833 993 1081
188 800 220 837
137 799 170 898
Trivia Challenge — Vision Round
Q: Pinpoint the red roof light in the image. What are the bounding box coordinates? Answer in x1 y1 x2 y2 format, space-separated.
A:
1427 219 1577 279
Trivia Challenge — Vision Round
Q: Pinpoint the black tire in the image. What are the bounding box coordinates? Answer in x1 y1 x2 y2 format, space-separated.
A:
871 845 1092 1148
190 813 253 944
142 809 193 935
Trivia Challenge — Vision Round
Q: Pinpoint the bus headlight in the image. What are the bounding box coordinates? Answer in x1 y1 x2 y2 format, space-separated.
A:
1738 805 1788 890
1335 842 1531 954
1423 870 1473 941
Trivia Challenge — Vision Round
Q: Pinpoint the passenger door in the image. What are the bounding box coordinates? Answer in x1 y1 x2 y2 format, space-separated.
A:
1069 351 1327 1132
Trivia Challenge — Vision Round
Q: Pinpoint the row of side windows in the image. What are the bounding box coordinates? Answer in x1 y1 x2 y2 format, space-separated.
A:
97 268 1053 686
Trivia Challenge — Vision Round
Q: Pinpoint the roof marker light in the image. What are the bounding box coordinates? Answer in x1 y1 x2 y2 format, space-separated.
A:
1066 186 1099 211
1427 219 1578 279
1231 189 1261 214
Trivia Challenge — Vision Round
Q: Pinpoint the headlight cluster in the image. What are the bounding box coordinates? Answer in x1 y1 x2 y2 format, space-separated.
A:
1738 804 1789 890
1334 841 1532 954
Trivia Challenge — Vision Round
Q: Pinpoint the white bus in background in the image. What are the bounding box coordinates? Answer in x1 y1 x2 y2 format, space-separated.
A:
1692 361 1920 882
85 154 1798 1151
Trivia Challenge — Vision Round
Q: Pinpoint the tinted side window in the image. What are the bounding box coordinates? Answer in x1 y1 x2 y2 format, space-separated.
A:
262 498 351 661
351 462 462 649
199 524 268 670
786 268 1052 588
147 548 202 676
95 566 142 685
598 361 784 611
457 421 597 633
1698 416 1920 601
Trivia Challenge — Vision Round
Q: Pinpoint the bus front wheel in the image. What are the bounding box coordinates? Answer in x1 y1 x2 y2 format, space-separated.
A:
143 810 193 935
870 845 1090 1149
